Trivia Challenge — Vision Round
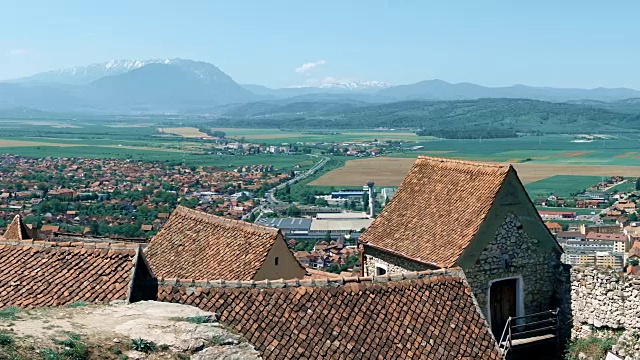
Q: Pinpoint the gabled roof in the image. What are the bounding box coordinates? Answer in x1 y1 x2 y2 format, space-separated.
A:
4 215 35 240
0 241 141 309
585 232 627 242
156 268 501 359
361 156 511 268
145 206 292 280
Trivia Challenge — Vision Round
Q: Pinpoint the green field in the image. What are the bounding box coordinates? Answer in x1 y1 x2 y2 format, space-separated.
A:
392 134 640 166
524 175 603 198
210 128 424 145
0 121 315 170
535 206 599 216
606 180 637 193
2 120 640 200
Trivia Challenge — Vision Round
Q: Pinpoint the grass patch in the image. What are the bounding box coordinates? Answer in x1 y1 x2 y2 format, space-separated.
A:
207 335 224 347
0 307 22 321
41 332 89 360
66 302 87 308
565 334 619 360
0 332 14 347
184 316 212 324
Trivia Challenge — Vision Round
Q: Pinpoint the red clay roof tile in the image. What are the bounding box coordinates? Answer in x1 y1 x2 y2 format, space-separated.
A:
0 241 137 309
156 268 500 359
4 215 35 241
145 206 285 280
361 156 511 268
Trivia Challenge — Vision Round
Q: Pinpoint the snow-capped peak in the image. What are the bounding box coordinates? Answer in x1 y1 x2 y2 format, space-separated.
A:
288 78 391 90
13 59 184 85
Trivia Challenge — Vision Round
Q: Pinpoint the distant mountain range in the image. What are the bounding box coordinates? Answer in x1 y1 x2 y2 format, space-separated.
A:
378 79 640 102
12 59 170 85
2 58 640 114
206 98 640 134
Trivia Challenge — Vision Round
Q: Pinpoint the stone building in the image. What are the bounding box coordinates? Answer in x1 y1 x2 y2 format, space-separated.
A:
145 205 306 281
360 156 564 337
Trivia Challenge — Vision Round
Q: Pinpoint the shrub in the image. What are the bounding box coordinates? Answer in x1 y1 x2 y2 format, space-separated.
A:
130 338 157 353
50 333 88 360
0 332 14 346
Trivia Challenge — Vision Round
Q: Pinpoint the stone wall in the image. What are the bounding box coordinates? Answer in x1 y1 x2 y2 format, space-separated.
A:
571 267 640 329
464 214 564 318
362 246 433 276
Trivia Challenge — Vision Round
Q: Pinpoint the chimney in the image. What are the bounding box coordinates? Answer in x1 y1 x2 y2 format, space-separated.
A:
367 181 375 218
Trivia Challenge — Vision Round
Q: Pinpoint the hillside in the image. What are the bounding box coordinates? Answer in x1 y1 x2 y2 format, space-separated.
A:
0 59 256 113
83 60 255 111
11 59 170 85
211 98 640 134
378 79 640 102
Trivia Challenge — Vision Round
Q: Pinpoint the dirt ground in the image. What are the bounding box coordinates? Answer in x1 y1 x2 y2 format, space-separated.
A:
310 157 640 186
0 140 80 147
160 128 211 138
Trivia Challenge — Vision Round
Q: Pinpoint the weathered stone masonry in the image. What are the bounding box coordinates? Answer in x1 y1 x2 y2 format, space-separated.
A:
364 214 563 319
363 247 433 276
465 214 562 317
572 267 640 329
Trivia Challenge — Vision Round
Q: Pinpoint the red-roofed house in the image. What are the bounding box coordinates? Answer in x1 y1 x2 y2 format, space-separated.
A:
545 222 563 234
360 157 565 342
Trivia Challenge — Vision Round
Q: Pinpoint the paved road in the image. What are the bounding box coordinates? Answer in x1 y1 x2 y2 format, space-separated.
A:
242 155 330 220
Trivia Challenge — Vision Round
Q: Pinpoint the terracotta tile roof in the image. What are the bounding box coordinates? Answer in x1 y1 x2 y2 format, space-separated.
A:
4 215 35 240
303 268 341 279
156 268 500 359
0 241 139 309
630 242 640 258
361 156 511 268
146 206 293 280
545 222 563 231
40 225 60 233
585 232 627 242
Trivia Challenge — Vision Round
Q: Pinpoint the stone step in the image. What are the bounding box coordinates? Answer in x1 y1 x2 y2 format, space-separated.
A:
501 334 556 347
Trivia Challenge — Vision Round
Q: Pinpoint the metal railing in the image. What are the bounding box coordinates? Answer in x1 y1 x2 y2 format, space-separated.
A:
498 308 560 358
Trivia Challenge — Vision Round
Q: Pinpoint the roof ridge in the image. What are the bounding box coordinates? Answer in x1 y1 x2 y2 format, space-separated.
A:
417 156 511 170
0 239 139 252
174 205 279 234
156 267 465 289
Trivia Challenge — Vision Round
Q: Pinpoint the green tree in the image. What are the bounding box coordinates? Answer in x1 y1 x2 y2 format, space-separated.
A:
90 222 100 236
286 205 301 217
636 178 640 191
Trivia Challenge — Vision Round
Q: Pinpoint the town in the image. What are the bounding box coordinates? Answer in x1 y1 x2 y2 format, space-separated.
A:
0 154 293 238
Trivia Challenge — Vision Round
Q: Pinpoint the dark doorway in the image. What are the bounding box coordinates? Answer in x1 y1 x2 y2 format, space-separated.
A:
490 278 518 338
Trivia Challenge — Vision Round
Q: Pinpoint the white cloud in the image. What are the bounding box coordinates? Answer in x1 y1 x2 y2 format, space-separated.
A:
7 49 30 56
295 59 326 73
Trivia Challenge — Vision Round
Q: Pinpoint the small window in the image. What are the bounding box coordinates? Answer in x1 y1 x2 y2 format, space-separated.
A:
376 265 387 276
275 257 279 266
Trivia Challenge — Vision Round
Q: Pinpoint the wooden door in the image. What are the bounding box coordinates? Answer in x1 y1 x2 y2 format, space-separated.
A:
490 278 517 338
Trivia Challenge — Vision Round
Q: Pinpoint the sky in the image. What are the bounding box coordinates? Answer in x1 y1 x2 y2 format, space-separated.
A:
1 0 640 89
